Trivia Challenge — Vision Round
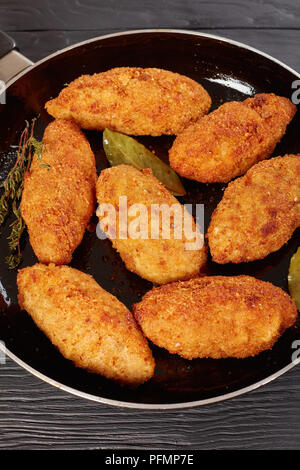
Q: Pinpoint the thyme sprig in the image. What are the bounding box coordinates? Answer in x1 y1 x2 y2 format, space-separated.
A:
0 118 50 269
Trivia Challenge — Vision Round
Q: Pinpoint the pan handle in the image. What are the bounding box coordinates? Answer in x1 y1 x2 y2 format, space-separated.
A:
0 31 33 83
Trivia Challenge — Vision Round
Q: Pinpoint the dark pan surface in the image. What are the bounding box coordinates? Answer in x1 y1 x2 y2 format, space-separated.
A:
0 31 299 407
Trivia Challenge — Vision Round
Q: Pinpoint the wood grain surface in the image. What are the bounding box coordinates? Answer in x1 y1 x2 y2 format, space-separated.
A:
1 0 300 30
0 0 300 450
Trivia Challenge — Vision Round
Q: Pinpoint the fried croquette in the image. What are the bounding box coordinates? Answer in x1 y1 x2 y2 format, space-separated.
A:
20 119 97 265
45 67 211 136
17 264 155 385
207 154 300 264
169 93 296 183
96 165 206 284
133 276 298 359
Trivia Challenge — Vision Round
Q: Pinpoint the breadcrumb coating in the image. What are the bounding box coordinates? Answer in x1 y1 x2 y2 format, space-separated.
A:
17 264 155 385
96 165 207 284
169 93 296 182
207 154 300 263
45 67 211 136
20 119 97 265
133 276 298 359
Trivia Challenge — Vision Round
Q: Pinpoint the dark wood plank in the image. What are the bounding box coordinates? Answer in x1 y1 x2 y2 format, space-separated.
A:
0 0 300 31
9 29 300 72
1 356 300 449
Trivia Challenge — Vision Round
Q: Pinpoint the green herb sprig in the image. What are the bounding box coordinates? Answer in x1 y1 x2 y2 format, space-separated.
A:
0 119 50 269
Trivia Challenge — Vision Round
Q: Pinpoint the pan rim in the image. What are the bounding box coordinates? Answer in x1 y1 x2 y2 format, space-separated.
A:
2 341 300 410
2 28 300 409
5 28 300 89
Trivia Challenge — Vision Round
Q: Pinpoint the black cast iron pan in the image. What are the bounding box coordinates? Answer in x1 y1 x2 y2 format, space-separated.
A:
0 29 299 409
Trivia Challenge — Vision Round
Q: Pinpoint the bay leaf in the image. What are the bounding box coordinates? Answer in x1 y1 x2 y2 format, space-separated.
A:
103 128 186 196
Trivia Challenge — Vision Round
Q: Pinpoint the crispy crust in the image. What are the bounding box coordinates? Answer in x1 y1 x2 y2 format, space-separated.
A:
96 165 207 284
17 264 155 385
20 119 97 265
169 93 296 182
207 154 300 263
133 276 298 359
45 67 211 136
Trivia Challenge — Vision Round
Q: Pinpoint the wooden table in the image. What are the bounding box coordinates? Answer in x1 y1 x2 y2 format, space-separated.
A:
0 0 300 450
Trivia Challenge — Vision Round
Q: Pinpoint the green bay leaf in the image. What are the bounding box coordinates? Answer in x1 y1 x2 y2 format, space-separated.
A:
288 246 300 310
103 128 186 196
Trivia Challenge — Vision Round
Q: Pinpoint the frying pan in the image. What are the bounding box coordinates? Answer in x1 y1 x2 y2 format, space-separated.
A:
0 29 299 410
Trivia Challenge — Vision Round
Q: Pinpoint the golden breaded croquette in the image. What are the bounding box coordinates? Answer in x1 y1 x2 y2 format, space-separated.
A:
207 154 300 264
96 165 206 284
20 119 97 265
169 93 296 183
45 67 211 136
133 276 298 359
17 264 155 385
